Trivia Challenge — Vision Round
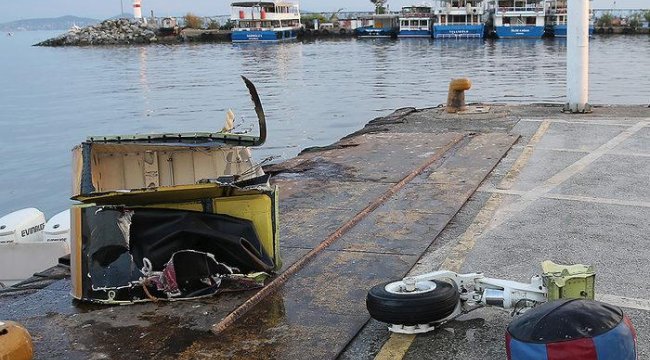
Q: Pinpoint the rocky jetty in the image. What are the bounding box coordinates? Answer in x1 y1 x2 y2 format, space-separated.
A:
35 19 160 46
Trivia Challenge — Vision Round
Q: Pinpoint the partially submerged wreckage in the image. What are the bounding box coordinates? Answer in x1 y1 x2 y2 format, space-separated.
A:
69 76 280 304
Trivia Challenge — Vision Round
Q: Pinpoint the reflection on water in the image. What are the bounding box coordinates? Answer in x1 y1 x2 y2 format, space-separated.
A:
0 32 649 215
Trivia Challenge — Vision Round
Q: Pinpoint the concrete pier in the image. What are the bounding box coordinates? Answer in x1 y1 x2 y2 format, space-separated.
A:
0 104 648 359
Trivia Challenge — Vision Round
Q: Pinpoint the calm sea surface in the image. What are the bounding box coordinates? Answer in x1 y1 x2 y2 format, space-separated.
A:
0 31 649 216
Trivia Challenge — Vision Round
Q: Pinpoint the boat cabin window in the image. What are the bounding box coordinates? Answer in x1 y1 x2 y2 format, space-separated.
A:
450 15 469 24
420 20 429 26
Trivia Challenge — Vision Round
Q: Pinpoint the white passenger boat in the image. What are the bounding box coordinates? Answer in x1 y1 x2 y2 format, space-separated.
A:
433 0 486 38
489 0 546 38
230 1 302 42
398 5 435 38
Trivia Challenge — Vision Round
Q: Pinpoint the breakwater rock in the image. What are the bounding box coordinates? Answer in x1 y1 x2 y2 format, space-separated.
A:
35 19 159 46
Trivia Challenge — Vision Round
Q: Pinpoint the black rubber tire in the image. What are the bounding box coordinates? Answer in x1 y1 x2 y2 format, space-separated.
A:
366 280 459 326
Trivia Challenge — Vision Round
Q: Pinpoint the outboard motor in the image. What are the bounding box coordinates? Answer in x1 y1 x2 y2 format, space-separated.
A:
44 209 71 251
0 208 46 244
0 208 70 286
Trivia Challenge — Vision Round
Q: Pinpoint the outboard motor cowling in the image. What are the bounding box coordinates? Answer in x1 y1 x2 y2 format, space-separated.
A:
0 208 46 245
0 208 70 286
44 209 71 250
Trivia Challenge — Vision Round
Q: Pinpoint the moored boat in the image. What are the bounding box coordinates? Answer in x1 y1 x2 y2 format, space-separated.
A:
433 0 485 39
230 1 302 42
433 0 486 39
546 0 594 37
398 5 435 38
356 14 400 38
489 0 546 38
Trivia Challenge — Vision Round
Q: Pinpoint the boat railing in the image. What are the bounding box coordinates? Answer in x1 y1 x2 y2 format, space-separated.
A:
496 6 544 13
231 7 300 21
234 26 297 31
548 8 567 15
437 20 483 26
400 13 434 18
436 6 485 15
437 33 482 38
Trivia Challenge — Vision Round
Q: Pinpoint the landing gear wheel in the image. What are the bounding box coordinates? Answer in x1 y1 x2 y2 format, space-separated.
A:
366 279 459 326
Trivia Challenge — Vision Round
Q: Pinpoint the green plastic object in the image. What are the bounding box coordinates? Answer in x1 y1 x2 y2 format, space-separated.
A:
541 261 595 301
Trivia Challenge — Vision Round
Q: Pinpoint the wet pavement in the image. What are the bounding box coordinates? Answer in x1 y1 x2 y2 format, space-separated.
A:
342 105 650 360
1 104 648 359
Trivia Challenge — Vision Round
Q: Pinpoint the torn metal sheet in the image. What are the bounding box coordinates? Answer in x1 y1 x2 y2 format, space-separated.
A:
69 77 280 304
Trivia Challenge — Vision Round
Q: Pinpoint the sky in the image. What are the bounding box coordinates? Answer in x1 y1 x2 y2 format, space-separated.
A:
0 0 647 23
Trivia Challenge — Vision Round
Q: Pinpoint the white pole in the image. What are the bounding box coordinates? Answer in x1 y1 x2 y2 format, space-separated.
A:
133 0 143 19
566 0 590 112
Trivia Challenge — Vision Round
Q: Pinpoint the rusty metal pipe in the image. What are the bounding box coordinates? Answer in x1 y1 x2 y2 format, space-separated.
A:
446 78 472 113
211 134 467 335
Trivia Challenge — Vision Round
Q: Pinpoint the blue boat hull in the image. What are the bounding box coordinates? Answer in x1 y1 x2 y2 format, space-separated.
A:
495 26 545 38
356 27 396 38
434 24 485 39
398 29 432 38
231 29 297 42
553 25 595 37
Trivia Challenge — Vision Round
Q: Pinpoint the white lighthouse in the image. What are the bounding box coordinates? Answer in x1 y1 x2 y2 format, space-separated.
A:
133 0 143 19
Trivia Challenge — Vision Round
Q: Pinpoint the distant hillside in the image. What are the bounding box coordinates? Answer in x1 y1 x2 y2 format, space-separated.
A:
0 16 99 31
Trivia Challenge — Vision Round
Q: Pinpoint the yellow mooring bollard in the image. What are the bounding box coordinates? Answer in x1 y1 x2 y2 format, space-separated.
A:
446 78 472 113
0 321 34 360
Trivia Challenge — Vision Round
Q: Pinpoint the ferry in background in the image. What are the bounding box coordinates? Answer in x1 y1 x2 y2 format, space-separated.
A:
546 0 594 37
489 0 546 38
433 0 486 39
398 5 435 38
230 1 302 42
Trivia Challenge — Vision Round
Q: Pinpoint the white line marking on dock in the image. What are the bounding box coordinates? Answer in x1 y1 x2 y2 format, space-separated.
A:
535 147 650 158
489 121 648 231
497 120 551 190
520 118 638 127
478 188 650 209
597 294 650 312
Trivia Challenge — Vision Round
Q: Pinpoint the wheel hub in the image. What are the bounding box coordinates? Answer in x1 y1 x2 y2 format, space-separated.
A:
385 279 437 295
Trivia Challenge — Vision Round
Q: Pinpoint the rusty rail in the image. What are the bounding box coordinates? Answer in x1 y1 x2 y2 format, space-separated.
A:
212 133 466 335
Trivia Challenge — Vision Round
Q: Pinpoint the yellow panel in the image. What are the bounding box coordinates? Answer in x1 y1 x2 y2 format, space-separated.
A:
70 206 83 300
141 202 203 212
213 194 278 268
135 194 280 270
71 146 83 197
